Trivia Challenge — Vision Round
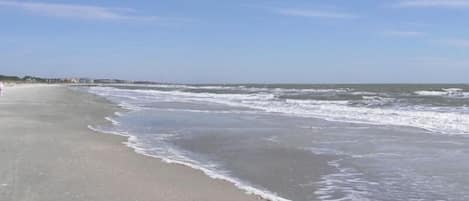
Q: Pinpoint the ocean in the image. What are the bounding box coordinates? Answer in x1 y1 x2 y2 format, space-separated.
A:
82 84 469 201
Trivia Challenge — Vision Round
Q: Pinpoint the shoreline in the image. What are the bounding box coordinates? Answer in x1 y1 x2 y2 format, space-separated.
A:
87 122 290 201
83 86 290 201
0 84 267 201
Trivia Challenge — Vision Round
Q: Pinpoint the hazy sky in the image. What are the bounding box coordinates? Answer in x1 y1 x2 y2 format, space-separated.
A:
1 0 468 83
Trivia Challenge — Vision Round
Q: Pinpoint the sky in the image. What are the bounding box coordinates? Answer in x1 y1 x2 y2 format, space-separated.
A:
1 0 468 83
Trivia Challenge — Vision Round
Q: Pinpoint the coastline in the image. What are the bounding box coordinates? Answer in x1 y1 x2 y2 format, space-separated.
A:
84 85 293 201
0 84 265 201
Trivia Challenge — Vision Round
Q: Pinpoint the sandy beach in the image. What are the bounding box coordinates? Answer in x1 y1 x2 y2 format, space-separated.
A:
0 85 262 201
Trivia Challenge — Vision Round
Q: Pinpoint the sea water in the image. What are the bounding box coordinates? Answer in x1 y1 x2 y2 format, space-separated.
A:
83 84 469 201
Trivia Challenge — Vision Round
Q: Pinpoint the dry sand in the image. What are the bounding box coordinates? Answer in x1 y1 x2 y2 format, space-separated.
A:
0 85 263 201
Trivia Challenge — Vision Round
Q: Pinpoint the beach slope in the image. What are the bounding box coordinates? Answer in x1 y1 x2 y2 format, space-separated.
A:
0 85 262 201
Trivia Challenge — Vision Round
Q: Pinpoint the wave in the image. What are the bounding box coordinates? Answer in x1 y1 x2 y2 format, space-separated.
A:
116 84 352 95
354 96 395 107
87 122 291 201
267 100 469 134
306 147 385 201
414 88 469 98
414 90 447 96
87 86 469 135
87 125 129 137
105 117 120 125
314 159 376 201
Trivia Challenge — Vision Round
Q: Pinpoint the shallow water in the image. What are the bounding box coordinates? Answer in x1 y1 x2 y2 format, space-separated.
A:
84 84 469 201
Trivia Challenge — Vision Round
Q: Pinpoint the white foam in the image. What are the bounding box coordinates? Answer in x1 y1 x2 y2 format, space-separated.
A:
87 125 129 137
151 84 350 94
415 89 469 98
414 90 448 96
350 91 379 96
86 86 469 135
314 159 377 201
160 108 260 115
118 101 143 111
263 136 280 143
105 117 120 125
443 88 463 92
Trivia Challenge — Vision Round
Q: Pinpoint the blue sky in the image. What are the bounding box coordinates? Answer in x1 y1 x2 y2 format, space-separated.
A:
1 0 468 83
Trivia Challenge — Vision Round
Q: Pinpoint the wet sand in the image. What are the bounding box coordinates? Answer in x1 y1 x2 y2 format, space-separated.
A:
0 85 263 201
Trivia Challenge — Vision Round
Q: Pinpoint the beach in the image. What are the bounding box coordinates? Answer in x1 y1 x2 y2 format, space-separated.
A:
0 85 263 201
2 84 469 201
